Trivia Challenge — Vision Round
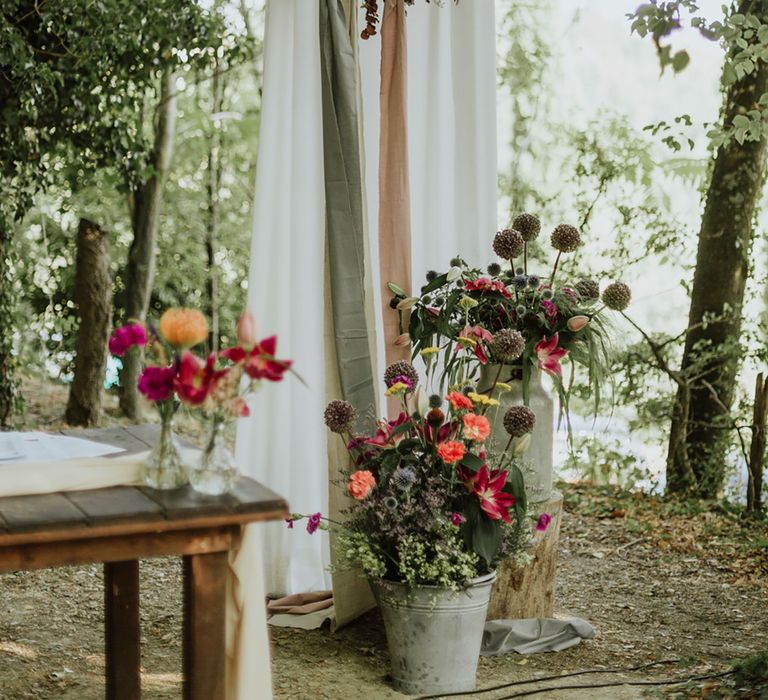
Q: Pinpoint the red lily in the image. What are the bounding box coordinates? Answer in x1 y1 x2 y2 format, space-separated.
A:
464 277 512 300
365 412 410 447
456 325 493 364
458 464 516 523
221 335 292 381
534 332 568 378
175 352 229 405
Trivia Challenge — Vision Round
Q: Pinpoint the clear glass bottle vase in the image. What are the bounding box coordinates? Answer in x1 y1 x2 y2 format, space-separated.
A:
189 416 238 495
141 416 187 490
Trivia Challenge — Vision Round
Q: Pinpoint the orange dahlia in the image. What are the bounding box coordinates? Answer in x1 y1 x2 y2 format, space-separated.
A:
159 308 208 348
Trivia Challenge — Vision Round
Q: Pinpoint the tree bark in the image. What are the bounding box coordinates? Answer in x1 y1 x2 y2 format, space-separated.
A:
119 69 177 419
65 219 112 426
0 216 18 428
206 61 224 353
747 373 767 515
667 2 768 497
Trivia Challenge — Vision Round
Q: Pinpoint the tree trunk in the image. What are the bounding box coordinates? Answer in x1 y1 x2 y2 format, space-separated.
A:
747 373 767 515
667 3 768 497
119 69 177 419
206 62 224 352
0 216 18 429
65 219 112 426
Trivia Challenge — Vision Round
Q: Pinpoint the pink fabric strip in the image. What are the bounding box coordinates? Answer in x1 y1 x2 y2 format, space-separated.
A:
378 0 412 400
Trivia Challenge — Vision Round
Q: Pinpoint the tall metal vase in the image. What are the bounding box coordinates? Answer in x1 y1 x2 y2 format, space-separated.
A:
477 364 554 503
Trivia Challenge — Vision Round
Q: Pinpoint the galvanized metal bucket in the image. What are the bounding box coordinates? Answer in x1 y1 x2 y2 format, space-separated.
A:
371 572 497 695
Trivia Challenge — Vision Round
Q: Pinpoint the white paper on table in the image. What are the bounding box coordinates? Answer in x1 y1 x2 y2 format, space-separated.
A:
0 432 125 465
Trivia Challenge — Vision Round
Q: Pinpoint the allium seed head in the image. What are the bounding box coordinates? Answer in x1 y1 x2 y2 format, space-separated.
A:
491 329 525 362
428 394 443 409
493 229 525 260
384 361 419 388
503 405 536 437
550 224 581 253
426 270 438 282
575 278 600 300
487 262 502 276
512 213 541 242
324 400 358 433
602 282 632 311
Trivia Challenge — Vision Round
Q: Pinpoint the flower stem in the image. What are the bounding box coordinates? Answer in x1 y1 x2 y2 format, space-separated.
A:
550 251 562 284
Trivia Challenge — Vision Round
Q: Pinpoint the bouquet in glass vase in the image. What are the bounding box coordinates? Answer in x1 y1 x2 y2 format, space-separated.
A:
176 309 293 495
109 307 210 489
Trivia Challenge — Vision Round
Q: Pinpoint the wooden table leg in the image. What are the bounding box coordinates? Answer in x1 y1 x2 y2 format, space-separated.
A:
104 560 141 700
183 551 228 700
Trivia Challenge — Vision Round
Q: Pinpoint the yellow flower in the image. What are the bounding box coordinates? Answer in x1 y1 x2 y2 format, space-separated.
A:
457 295 479 311
419 346 440 357
457 336 477 348
385 382 409 396
467 391 500 407
494 382 512 393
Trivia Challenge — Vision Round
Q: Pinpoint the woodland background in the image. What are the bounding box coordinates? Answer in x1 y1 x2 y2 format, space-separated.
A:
0 0 767 515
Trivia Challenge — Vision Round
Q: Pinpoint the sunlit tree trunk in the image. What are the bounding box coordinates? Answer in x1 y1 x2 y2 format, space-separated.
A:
667 1 768 496
119 69 177 419
65 219 112 426
0 217 17 428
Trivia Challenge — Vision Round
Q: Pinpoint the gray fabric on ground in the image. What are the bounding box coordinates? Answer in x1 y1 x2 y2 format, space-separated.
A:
481 618 596 655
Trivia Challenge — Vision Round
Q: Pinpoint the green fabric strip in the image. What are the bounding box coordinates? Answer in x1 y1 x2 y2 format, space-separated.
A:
319 0 377 421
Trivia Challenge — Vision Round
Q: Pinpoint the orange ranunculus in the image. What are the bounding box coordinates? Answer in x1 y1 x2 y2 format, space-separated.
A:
437 440 466 464
462 413 491 442
447 391 473 411
159 308 209 348
347 470 376 500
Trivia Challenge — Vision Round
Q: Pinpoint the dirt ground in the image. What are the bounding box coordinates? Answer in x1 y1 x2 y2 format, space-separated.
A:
1 378 767 698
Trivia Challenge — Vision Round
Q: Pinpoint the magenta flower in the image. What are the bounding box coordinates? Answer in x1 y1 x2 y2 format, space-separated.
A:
306 512 322 535
534 333 568 378
450 512 464 526
390 375 414 389
536 513 552 532
285 519 294 529
541 299 559 322
137 366 176 402
108 324 148 356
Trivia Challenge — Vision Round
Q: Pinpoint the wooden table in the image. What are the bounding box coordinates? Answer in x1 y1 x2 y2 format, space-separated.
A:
0 426 288 700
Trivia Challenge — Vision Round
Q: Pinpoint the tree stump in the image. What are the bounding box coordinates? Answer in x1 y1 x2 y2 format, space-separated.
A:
65 219 112 427
487 490 563 620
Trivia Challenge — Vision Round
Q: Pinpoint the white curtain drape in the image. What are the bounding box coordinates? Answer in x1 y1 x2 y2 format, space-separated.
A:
238 0 498 610
235 0 331 597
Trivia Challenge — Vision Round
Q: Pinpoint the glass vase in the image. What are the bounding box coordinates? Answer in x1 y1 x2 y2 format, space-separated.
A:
141 416 187 490
189 417 238 495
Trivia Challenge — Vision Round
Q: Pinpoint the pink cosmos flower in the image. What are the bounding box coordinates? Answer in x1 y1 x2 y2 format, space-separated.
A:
108 324 148 356
286 519 294 529
456 325 493 364
137 366 176 402
307 512 322 535
534 333 569 378
536 513 552 532
464 278 512 300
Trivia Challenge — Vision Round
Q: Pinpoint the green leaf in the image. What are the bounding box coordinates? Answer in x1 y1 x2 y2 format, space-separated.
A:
387 281 407 297
462 504 501 566
459 453 485 472
671 50 690 73
421 272 449 294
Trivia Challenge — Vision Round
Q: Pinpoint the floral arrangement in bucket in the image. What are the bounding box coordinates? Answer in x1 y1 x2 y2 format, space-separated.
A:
389 213 632 417
109 308 292 494
289 361 549 694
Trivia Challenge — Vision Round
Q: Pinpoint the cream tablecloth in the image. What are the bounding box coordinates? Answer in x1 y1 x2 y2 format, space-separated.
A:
0 444 273 700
